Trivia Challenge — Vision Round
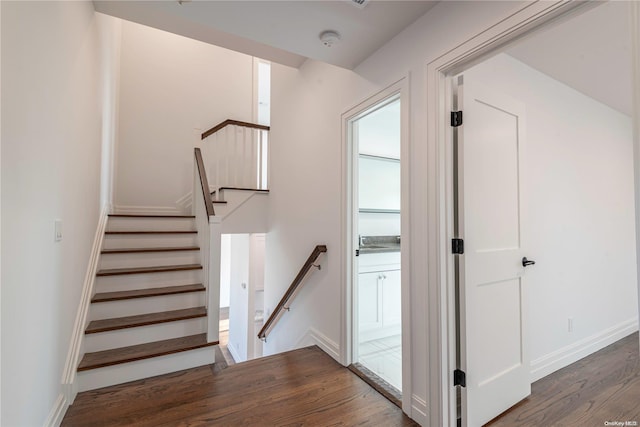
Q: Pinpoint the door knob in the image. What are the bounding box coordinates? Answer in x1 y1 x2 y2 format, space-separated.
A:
522 257 536 267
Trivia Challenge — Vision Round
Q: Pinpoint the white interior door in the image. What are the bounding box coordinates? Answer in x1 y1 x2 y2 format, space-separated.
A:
457 73 531 426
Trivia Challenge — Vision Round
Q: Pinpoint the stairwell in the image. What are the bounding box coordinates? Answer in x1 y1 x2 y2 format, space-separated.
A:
76 214 217 391
74 120 273 392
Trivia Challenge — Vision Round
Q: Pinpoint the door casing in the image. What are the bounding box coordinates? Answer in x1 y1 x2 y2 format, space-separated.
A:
340 77 411 413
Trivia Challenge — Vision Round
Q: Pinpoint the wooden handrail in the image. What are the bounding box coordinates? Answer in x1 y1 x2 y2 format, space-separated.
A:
258 245 327 340
201 119 270 140
194 148 215 217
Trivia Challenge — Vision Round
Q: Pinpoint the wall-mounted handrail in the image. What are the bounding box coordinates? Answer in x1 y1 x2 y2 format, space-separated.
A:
194 147 215 216
258 245 327 340
201 119 270 140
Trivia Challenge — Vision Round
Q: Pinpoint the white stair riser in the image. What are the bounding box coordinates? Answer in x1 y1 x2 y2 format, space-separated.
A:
84 317 207 353
102 234 199 249
210 203 231 217
89 292 206 320
107 217 195 232
95 269 203 293
98 251 201 270
77 346 215 392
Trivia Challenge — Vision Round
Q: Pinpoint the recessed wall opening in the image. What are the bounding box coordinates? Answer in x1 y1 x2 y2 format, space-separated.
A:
348 95 403 403
219 233 266 364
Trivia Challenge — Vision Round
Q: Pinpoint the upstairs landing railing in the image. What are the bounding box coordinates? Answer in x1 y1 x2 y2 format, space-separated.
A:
201 119 270 197
258 245 327 341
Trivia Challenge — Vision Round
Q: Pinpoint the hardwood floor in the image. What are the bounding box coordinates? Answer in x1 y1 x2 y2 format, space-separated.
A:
487 332 640 427
62 346 417 426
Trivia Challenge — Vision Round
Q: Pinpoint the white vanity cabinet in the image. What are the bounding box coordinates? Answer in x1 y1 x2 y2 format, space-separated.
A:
358 252 401 342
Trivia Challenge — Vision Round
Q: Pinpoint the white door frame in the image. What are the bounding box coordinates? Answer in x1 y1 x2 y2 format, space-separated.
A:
340 77 411 413
426 1 640 426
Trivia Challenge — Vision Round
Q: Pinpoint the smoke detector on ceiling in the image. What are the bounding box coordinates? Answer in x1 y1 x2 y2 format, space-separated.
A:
319 30 341 48
349 0 369 9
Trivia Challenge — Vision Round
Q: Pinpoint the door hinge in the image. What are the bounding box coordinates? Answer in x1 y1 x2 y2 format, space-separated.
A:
355 249 360 257
451 111 463 127
454 369 466 387
452 238 464 255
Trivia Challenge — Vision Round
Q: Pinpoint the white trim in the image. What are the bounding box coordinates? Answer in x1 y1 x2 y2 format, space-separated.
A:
530 318 639 382
112 205 184 216
631 0 640 351
425 2 595 426
340 76 412 415
43 393 67 427
60 205 109 406
226 340 243 363
177 184 216 213
411 394 428 427
296 327 340 362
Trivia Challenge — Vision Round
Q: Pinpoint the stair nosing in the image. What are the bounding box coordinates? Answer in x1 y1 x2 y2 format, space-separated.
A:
108 214 195 218
96 264 202 276
85 307 207 334
77 333 217 371
91 284 205 303
105 230 197 234
101 246 200 254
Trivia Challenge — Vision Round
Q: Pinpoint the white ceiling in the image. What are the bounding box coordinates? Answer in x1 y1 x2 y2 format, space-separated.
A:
506 1 632 116
94 0 438 70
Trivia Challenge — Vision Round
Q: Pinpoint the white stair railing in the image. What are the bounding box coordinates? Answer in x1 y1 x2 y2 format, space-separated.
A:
201 120 270 197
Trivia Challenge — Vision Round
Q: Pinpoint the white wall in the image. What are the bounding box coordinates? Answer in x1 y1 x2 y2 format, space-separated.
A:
265 60 373 357
114 20 254 213
465 53 638 376
1 2 103 425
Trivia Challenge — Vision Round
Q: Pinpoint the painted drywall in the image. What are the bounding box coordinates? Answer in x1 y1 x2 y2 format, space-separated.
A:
220 234 231 308
265 60 373 360
98 13 122 209
114 20 253 213
1 2 103 425
464 52 638 369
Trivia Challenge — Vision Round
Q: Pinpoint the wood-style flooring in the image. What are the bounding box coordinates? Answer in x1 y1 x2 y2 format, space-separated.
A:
62 345 417 426
487 332 640 427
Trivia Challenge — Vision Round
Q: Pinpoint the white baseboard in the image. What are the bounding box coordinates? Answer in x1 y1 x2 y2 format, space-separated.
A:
226 341 243 363
112 205 185 215
296 327 340 362
530 317 639 382
43 393 67 427
176 185 216 212
411 394 428 426
60 206 109 405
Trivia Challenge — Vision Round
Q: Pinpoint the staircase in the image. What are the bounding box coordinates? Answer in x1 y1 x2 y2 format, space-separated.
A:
76 214 217 392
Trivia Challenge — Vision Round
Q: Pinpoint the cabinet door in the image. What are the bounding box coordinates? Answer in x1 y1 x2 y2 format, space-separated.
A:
358 272 383 332
381 269 401 327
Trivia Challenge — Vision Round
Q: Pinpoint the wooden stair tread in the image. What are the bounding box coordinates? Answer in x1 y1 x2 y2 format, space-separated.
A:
220 187 270 193
92 284 205 303
211 187 270 195
96 264 202 276
108 214 195 218
105 230 197 234
77 333 217 371
101 246 200 254
85 307 207 334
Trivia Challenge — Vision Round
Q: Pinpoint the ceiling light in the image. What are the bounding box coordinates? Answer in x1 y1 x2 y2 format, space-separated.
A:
319 30 341 48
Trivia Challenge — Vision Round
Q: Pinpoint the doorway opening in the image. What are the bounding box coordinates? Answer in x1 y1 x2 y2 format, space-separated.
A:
219 233 266 365
347 94 403 402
